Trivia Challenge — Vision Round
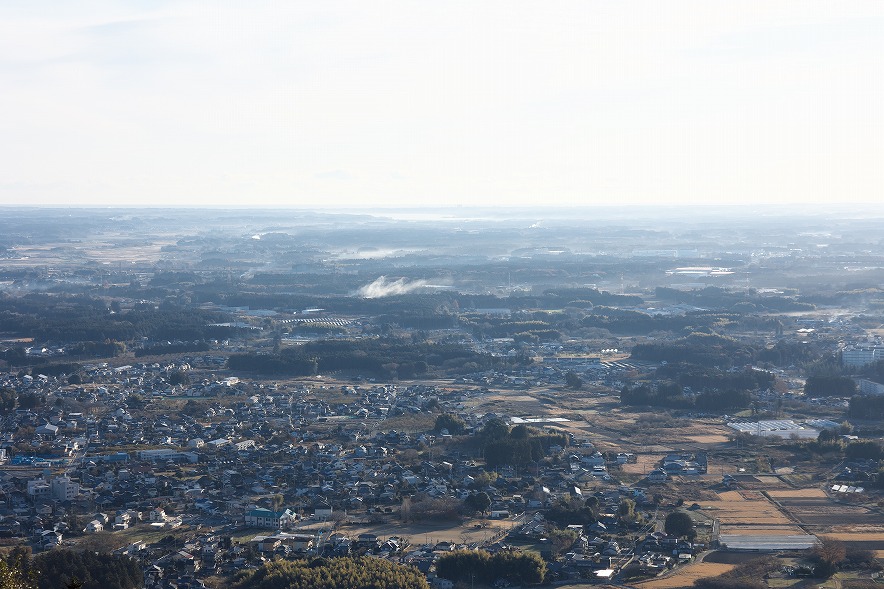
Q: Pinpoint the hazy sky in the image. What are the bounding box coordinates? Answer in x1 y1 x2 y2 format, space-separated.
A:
1 1 881 208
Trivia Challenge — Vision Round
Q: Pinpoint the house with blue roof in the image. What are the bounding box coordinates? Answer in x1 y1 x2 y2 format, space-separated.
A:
244 507 297 529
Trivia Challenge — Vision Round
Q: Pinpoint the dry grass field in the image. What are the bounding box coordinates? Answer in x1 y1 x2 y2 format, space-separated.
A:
823 532 884 551
634 562 736 588
768 489 828 499
752 475 793 489
684 434 731 444
620 453 665 476
702 489 799 534
294 517 515 546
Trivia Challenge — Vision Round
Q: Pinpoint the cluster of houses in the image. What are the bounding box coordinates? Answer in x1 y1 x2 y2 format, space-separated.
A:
0 360 709 587
512 486 700 582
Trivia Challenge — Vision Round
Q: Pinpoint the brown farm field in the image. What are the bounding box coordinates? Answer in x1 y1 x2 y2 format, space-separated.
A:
705 490 794 527
768 489 828 499
634 562 736 588
776 497 876 527
822 532 884 551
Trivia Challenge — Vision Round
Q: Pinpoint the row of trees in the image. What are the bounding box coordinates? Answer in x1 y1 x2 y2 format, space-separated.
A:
232 557 429 589
580 307 723 335
849 395 884 419
620 384 751 412
435 550 546 585
433 413 467 435
804 376 857 398
655 286 814 312
632 332 838 372
859 358 884 385
545 496 599 527
542 495 640 531
631 332 756 369
0 548 141 589
134 340 211 357
0 294 233 344
0 387 44 416
229 337 505 378
477 420 568 468
656 364 774 392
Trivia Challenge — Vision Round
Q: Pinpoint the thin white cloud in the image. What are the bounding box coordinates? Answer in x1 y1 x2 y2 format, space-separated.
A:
357 276 431 298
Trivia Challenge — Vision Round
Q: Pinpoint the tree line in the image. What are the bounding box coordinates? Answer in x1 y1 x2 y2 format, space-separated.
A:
435 549 546 585
804 376 857 398
631 332 756 368
1 548 141 589
849 395 884 419
655 286 814 312
232 556 429 589
656 364 774 392
621 383 751 412
229 337 514 378
477 420 569 468
0 294 234 357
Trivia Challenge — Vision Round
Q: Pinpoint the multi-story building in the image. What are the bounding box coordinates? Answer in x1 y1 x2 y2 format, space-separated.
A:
842 346 883 367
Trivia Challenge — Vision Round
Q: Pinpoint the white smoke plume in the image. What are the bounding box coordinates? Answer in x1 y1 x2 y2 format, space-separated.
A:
357 276 431 298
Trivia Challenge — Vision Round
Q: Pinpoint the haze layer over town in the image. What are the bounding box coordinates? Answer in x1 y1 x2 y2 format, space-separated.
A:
0 205 883 588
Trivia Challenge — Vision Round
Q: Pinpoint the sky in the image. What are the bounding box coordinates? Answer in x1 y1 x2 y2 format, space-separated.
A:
0 1 881 209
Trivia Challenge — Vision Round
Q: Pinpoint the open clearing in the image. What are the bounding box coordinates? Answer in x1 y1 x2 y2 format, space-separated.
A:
620 453 665 476
293 517 514 546
685 434 731 444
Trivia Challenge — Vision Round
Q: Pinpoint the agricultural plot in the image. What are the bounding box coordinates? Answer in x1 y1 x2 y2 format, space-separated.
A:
633 562 736 588
775 496 875 527
723 474 792 491
767 489 828 499
823 532 884 551
706 490 795 527
703 484 880 553
700 489 817 550
684 433 731 444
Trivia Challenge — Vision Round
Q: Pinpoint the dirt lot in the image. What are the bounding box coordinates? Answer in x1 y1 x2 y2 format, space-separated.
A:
620 453 666 476
470 386 584 415
294 516 515 546
684 434 731 444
